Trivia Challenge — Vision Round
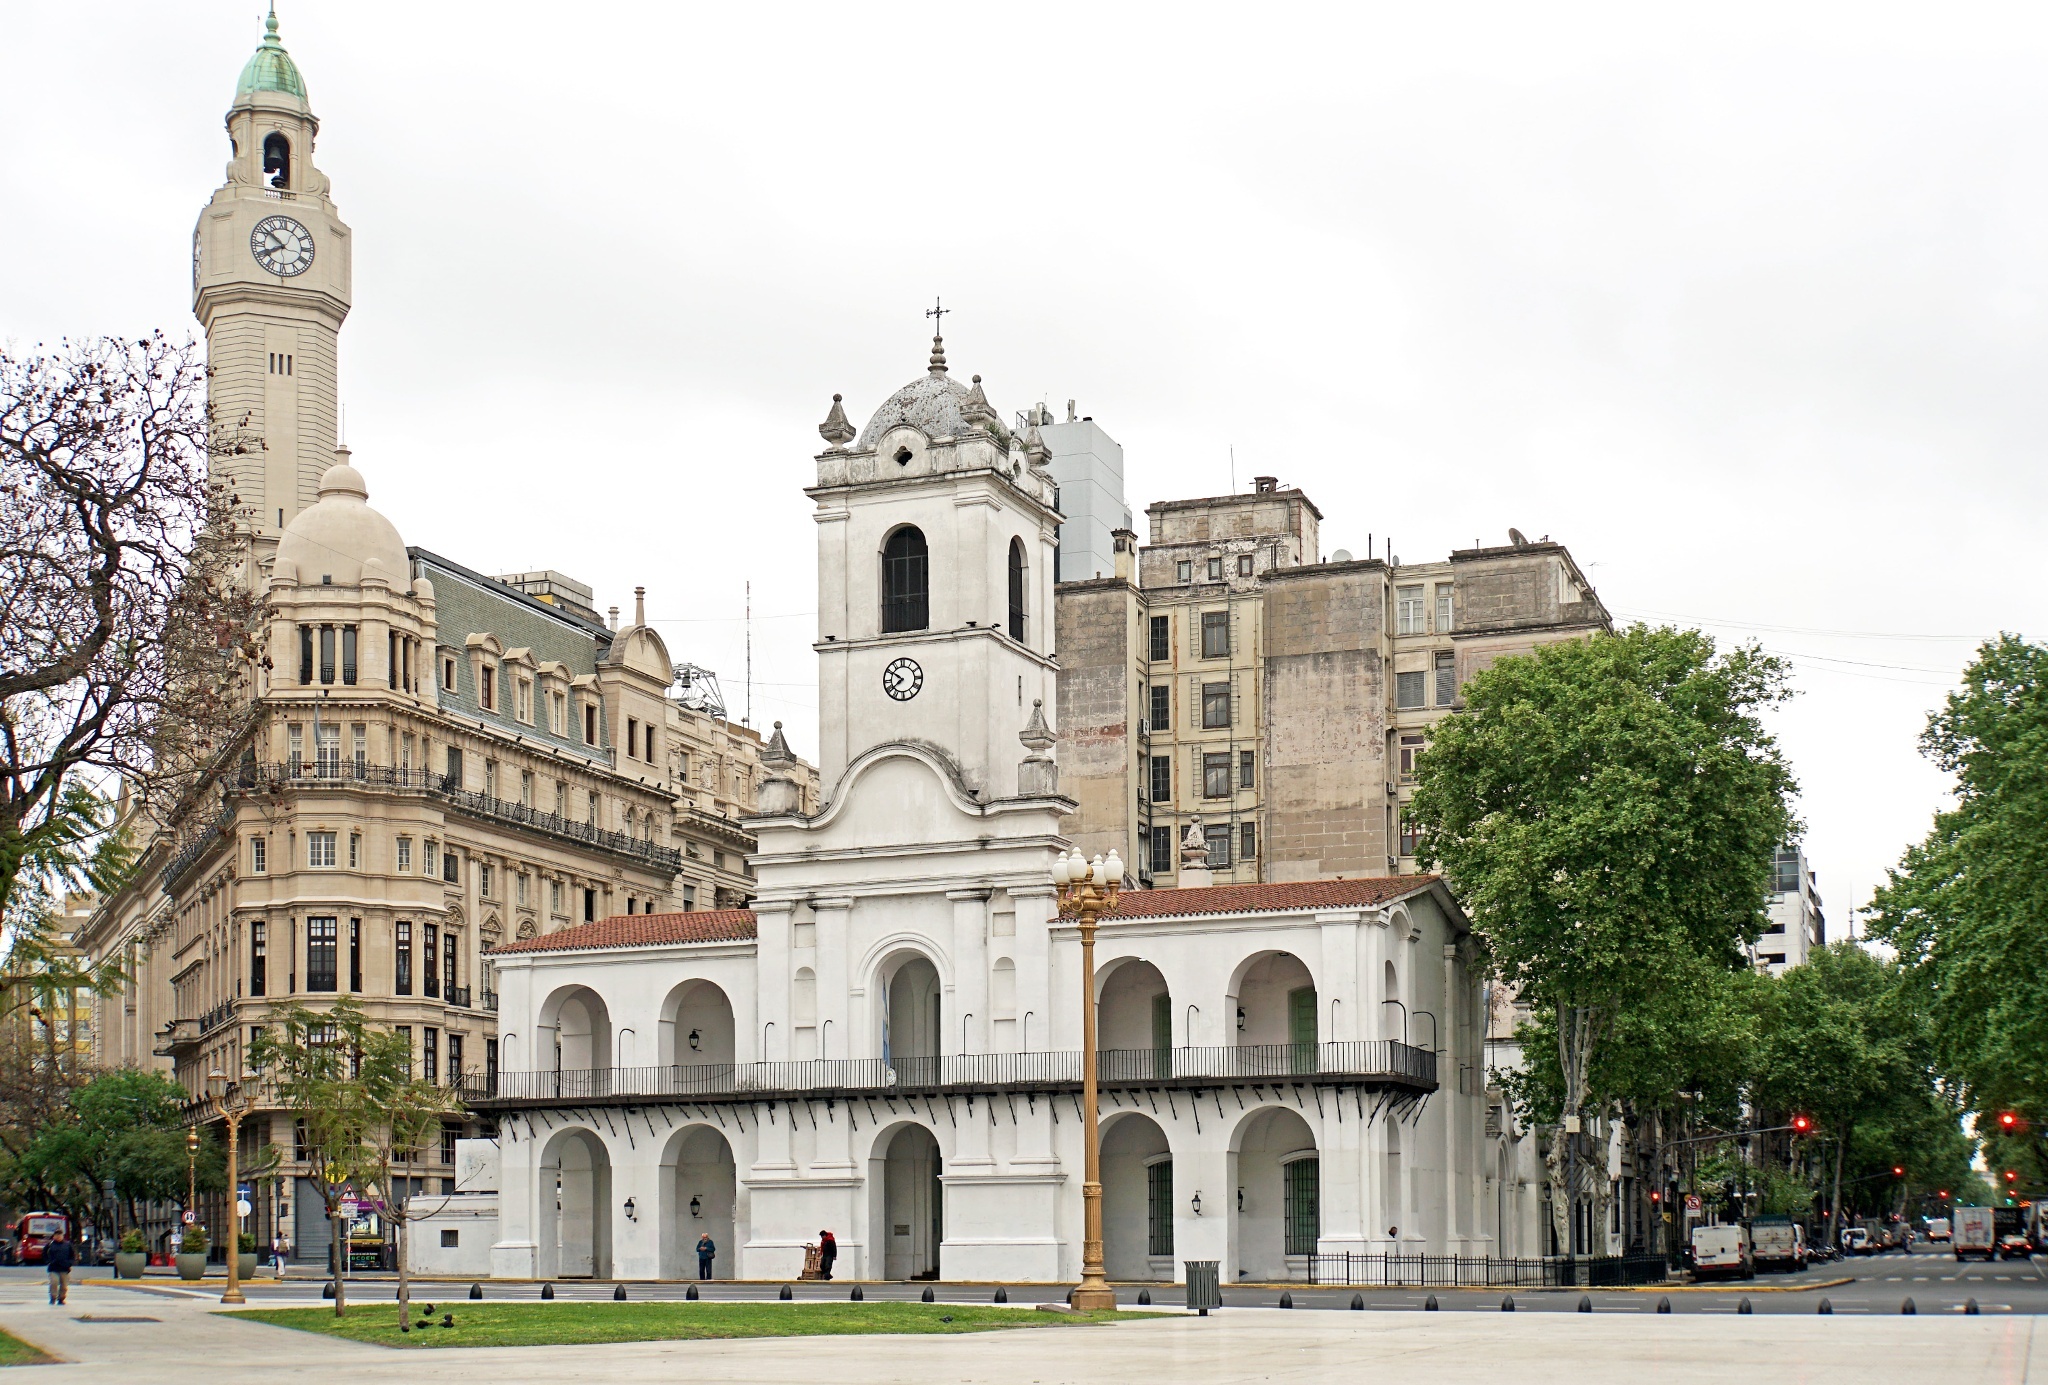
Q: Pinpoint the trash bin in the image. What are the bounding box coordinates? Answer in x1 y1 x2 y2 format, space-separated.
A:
1185 1260 1221 1314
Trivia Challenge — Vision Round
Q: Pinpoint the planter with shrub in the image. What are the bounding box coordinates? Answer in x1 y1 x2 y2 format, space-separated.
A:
236 1231 257 1281
113 1230 147 1280
175 1226 208 1281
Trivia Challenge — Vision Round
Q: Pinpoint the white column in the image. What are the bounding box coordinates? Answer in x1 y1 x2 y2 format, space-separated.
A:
949 888 990 1055
753 899 794 1063
1318 911 1361 1043
813 896 853 1060
490 1127 539 1279
1009 885 1057 1056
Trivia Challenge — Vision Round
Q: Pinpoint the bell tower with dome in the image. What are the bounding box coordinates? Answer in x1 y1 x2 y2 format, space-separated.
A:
194 7 352 570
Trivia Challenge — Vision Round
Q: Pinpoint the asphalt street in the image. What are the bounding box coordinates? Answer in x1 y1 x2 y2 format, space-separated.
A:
58 1241 2048 1317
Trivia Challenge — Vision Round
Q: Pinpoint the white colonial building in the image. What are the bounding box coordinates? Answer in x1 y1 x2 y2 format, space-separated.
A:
465 335 1490 1284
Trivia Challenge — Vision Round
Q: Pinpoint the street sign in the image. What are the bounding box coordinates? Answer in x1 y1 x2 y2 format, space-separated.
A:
236 1199 252 1218
182 1210 197 1225
337 1200 359 1219
1684 1194 1702 1213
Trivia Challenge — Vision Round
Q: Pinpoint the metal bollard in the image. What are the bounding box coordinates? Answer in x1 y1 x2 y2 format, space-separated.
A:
993 1287 1007 1303
1965 1298 1980 1315
540 1283 555 1300
469 1283 483 1300
613 1284 627 1301
922 1287 936 1303
1656 1297 1671 1314
1737 1298 1751 1315
851 1286 864 1301
1423 1295 1436 1311
686 1284 699 1300
1901 1298 1917 1315
1138 1289 1151 1305
1502 1294 1515 1312
1578 1295 1592 1313
779 1285 794 1301
1278 1292 1293 1309
1818 1299 1832 1315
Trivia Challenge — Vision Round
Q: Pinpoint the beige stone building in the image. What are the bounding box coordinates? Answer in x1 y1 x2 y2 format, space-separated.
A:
1056 477 1610 886
73 12 814 1269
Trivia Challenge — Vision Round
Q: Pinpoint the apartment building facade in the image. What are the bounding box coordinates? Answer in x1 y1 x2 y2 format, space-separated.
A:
1056 479 1611 886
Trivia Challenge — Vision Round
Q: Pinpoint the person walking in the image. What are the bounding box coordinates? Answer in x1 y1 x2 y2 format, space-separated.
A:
696 1232 716 1280
271 1233 289 1278
818 1229 837 1281
44 1230 73 1306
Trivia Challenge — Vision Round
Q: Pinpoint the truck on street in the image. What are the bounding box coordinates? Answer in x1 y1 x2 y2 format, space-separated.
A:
1955 1206 1997 1261
1751 1215 1808 1272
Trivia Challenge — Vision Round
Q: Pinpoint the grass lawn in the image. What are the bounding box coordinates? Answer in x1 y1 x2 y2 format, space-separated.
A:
226 1301 1144 1349
0 1328 54 1366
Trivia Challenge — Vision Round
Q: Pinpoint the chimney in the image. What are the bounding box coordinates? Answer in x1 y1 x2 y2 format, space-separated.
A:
634 586 646 627
1112 528 1137 584
608 605 619 631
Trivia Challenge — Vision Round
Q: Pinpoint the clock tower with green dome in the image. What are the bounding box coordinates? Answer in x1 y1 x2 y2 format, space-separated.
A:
194 6 352 570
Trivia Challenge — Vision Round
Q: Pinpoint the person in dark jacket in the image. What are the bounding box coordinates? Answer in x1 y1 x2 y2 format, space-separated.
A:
696 1233 716 1280
44 1231 73 1305
818 1229 837 1280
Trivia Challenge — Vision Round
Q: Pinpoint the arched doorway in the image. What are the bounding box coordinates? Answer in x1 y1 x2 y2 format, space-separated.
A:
661 1124 737 1279
538 1127 611 1279
882 954 941 1085
540 986 613 1097
1097 959 1171 1080
660 979 736 1090
1101 1112 1173 1281
1232 1106 1318 1281
875 1124 943 1280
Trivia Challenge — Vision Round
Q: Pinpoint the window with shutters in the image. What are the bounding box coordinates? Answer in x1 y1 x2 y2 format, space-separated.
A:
1207 556 1223 581
1202 682 1231 729
1239 750 1255 788
1435 652 1456 707
1237 553 1254 576
1202 752 1231 798
1396 585 1426 635
1149 684 1170 733
1200 611 1230 659
1396 671 1426 708
1149 754 1173 803
1146 1159 1175 1256
1149 615 1170 662
1175 559 1192 583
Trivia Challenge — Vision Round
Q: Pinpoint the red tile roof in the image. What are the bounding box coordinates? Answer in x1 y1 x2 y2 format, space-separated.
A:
1065 876 1439 922
489 909 758 956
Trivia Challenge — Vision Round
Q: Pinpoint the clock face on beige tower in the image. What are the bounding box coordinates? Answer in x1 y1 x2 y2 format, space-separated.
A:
250 215 315 277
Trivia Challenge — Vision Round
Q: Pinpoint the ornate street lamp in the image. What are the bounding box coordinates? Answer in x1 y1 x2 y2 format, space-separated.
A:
205 1070 257 1304
1052 846 1123 1312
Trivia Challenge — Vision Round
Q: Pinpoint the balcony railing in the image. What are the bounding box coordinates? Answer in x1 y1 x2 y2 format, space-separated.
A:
159 805 237 890
227 762 683 873
461 1039 1436 1106
446 985 472 1008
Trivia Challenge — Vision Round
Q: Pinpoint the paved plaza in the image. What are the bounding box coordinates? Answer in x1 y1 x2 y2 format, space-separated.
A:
0 1273 2036 1385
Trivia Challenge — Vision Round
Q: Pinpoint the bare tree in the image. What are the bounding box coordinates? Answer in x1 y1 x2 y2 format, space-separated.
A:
0 333 262 912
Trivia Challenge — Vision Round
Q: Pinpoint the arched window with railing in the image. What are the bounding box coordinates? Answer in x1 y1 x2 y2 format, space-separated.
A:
881 526 929 633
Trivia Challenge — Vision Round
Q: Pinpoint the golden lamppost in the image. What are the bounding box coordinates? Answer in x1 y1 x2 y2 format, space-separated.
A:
205 1069 257 1305
1053 846 1124 1312
185 1125 198 1227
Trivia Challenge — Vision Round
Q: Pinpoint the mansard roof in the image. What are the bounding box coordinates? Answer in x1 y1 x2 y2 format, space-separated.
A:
1064 876 1440 922
489 909 757 956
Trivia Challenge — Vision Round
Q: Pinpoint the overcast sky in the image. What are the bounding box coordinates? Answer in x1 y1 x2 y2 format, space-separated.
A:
5 2 2044 923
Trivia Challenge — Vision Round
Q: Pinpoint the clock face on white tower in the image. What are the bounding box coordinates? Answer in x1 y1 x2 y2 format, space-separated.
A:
883 657 924 701
250 215 315 277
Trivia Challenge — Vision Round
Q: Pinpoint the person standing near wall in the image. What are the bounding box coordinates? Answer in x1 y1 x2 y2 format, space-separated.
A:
696 1232 716 1280
818 1229 837 1281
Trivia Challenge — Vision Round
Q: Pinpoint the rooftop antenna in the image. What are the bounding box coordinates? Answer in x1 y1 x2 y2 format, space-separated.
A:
339 402 347 447
744 579 752 727
1230 445 1236 493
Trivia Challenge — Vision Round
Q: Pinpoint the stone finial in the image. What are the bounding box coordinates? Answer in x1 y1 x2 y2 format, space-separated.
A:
1179 814 1214 888
962 374 995 428
819 393 855 447
928 334 949 375
755 721 804 816
1022 415 1049 468
1018 698 1059 796
634 586 646 627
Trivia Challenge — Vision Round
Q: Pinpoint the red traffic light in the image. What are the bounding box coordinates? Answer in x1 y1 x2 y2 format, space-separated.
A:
1893 1166 1906 1177
1940 1190 1951 1199
2001 1112 2020 1130
2006 1170 2020 1184
1650 1190 1661 1203
1791 1114 1813 1134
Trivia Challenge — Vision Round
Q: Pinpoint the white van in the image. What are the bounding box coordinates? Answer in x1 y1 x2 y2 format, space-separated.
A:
1691 1224 1755 1280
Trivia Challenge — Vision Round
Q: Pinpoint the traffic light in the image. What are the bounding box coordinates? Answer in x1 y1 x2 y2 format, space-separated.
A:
1790 1114 1813 1135
1893 1166 1906 1178
1940 1190 1951 1200
2006 1170 2020 1184
2000 1111 2021 1132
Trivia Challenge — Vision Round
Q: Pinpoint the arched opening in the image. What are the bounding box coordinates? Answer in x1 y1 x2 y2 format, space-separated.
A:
262 132 291 189
1097 958 1171 1080
881 954 941 1084
875 1124 943 1280
1231 1106 1318 1281
661 1124 737 1280
1382 1120 1404 1241
659 979 735 1087
540 986 612 1096
881 526 929 633
1231 952 1317 1072
1101 1112 1173 1281
538 1128 611 1280
1007 537 1027 642
1382 959 1403 1040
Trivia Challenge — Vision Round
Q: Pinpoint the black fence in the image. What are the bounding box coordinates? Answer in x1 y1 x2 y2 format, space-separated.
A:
463 1039 1438 1105
1308 1252 1667 1288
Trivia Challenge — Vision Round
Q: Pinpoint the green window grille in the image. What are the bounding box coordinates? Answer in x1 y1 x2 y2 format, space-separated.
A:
1283 1158 1320 1256
1288 986 1318 1074
1151 992 1173 1078
1147 1159 1175 1257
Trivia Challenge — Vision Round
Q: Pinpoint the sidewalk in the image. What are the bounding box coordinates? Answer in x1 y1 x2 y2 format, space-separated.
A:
0 1277 2038 1385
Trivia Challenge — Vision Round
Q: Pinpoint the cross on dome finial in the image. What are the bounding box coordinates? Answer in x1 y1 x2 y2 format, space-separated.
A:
925 297 949 374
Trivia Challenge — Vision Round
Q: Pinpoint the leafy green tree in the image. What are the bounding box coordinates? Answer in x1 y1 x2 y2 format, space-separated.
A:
0 1068 222 1240
1409 625 1797 1250
1750 942 1928 1247
250 997 460 1324
1868 635 2048 1127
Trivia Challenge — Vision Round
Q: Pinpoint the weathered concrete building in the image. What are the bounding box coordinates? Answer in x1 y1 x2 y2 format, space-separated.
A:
1056 480 1610 886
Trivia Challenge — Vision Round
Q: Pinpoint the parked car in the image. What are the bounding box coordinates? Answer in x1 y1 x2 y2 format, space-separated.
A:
1841 1227 1873 1256
1692 1223 1755 1280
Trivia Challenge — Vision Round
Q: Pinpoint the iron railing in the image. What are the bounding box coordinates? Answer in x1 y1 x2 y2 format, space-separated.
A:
481 990 499 1013
446 985 472 1009
1308 1252 1667 1288
159 805 237 890
461 1039 1436 1105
